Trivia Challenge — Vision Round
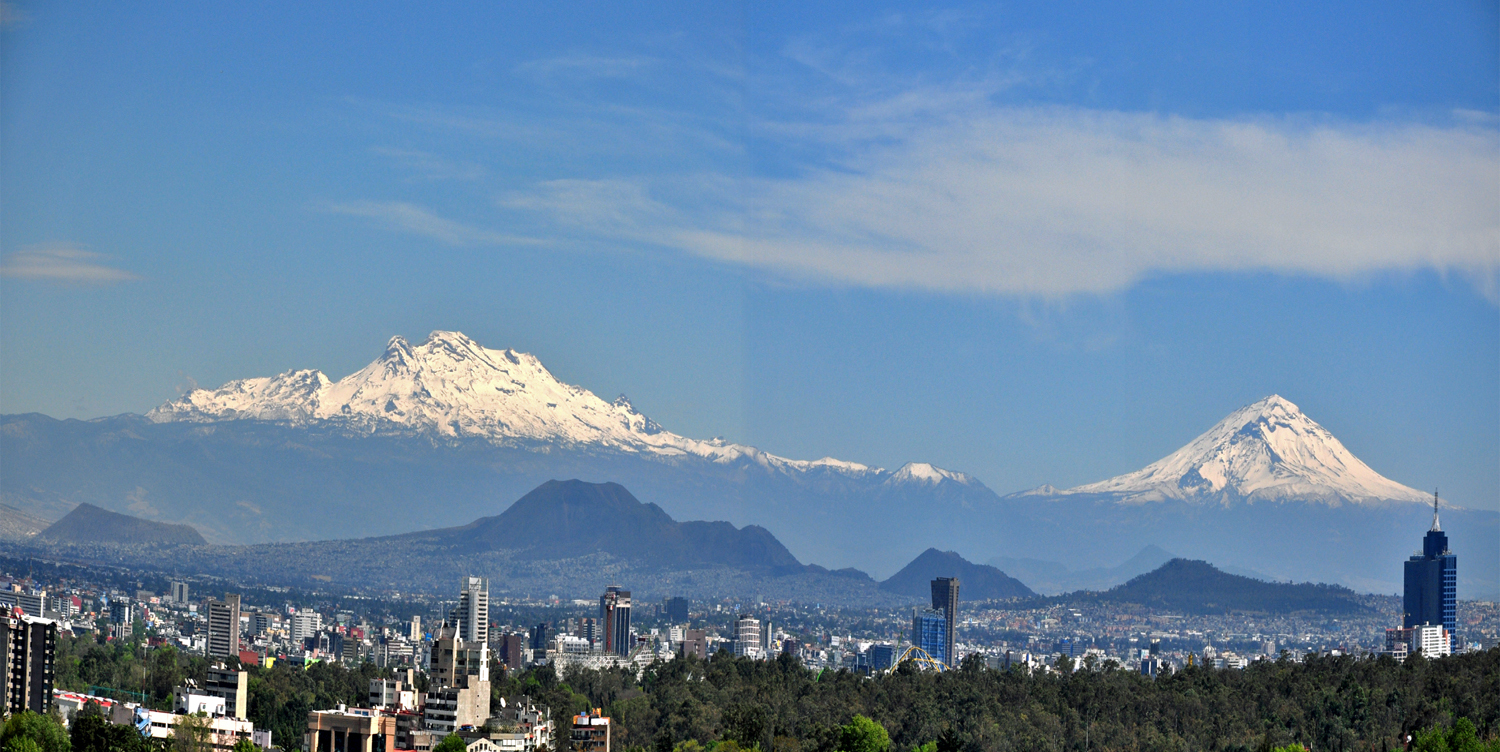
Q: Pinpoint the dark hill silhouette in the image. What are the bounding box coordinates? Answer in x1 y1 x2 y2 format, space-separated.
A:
1051 558 1369 615
41 503 205 545
879 548 1035 600
394 479 804 571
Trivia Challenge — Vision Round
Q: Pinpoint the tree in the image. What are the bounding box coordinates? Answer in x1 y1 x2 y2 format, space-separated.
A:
433 734 469 752
170 714 211 752
69 713 151 752
230 739 258 752
836 716 889 752
0 712 69 752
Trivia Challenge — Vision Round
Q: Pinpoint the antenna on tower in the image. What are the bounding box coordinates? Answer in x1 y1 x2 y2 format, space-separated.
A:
1431 488 1441 532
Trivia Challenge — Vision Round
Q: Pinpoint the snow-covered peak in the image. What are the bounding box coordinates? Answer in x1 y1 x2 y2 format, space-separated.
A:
1065 395 1430 505
887 462 973 486
147 330 969 484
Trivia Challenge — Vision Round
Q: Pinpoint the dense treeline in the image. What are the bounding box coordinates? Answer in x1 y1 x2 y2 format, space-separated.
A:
51 631 1500 751
535 650 1499 752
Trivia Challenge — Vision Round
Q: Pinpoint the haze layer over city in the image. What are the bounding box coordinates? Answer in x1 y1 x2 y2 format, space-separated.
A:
1 2 1496 752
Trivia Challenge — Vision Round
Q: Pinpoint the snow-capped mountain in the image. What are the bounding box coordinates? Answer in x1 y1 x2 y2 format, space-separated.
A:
1064 395 1430 505
147 330 964 486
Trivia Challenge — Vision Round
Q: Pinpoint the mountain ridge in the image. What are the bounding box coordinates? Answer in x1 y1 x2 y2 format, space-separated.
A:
147 330 974 490
879 548 1035 600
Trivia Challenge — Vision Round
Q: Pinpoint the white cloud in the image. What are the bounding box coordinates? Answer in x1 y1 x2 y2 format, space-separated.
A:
0 244 140 283
507 104 1500 298
324 201 542 247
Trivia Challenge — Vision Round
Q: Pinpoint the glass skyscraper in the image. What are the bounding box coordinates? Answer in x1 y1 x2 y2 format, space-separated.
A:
1403 493 1457 652
931 577 960 667
912 608 948 666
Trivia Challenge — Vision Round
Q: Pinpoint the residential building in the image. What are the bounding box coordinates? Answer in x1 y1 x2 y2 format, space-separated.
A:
292 611 323 644
369 678 416 711
496 631 526 670
206 593 241 659
0 591 45 618
931 577 960 667
135 707 256 751
425 622 491 735
172 683 227 717
1 614 56 715
1404 493 1457 652
109 600 133 640
571 711 611 752
457 577 489 643
678 629 708 660
205 664 249 719
733 615 762 659
599 587 631 657
1386 624 1451 660
304 706 395 752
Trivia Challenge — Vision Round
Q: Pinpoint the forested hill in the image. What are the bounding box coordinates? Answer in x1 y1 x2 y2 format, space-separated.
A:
1040 558 1371 615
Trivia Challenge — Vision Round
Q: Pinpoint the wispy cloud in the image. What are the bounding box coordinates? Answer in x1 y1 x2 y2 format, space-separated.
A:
0 1 29 28
323 200 543 247
0 244 141 283
504 102 1500 299
370 147 485 182
513 54 658 81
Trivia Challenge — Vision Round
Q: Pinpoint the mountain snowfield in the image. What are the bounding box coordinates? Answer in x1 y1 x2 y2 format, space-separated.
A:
148 330 963 486
1061 395 1431 505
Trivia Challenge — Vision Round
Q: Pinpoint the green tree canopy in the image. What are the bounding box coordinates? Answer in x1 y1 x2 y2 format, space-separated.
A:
433 734 469 752
837 716 890 752
0 712 69 752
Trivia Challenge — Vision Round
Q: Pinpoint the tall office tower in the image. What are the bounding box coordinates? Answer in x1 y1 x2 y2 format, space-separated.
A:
0 614 57 715
424 622 492 735
664 597 689 624
408 615 422 642
457 577 489 643
599 586 632 656
206 593 241 659
529 622 549 651
1404 492 1457 651
931 577 960 666
911 608 948 666
171 581 190 604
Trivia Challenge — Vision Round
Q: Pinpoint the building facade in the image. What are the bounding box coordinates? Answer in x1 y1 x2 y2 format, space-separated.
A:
0 614 56 715
931 577 960 667
912 608 948 667
206 593 242 659
457 577 489 644
1403 493 1457 651
599 587 631 657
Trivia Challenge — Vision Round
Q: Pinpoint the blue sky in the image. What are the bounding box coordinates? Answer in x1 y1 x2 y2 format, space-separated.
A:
3 1 1497 508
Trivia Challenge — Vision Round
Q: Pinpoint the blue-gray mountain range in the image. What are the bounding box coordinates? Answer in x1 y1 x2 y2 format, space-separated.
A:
1 331 1494 598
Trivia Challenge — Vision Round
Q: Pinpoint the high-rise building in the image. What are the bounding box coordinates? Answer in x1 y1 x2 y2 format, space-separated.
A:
599 586 632 657
457 577 489 643
911 608 948 666
171 581 190 604
664 597 689 624
408 615 422 642
206 594 241 659
109 600 133 640
292 611 323 645
424 622 491 735
204 665 248 719
1404 492 1457 651
530 622 549 652
0 614 56 715
931 577 960 667
733 615 762 658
